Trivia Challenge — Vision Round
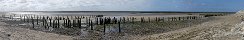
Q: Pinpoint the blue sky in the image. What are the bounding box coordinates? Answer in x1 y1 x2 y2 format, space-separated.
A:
0 0 244 12
150 0 244 12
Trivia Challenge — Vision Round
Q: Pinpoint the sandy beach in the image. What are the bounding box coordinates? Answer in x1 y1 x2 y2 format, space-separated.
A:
0 12 239 40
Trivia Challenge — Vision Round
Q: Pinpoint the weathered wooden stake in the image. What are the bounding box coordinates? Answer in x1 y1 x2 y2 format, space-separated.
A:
123 17 126 23
108 17 111 24
148 17 150 22
49 18 52 28
86 17 88 24
90 21 93 30
162 17 164 22
158 17 160 21
57 17 60 28
141 17 144 23
96 17 98 25
113 17 116 24
42 16 46 28
68 19 70 27
155 17 158 22
118 18 121 33
36 15 39 25
64 19 67 27
103 17 106 34
73 20 75 27
27 16 30 23
52 20 55 28
23 15 26 22
127 17 129 22
31 16 35 28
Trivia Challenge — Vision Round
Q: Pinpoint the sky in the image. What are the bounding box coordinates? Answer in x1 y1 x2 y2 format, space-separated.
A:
0 0 244 12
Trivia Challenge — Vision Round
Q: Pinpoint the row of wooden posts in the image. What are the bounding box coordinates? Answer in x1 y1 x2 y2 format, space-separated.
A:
8 14 204 33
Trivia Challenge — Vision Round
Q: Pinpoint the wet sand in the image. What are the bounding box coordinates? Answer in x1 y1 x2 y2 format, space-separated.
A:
0 19 74 40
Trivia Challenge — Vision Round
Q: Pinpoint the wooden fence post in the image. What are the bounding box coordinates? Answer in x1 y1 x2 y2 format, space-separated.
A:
23 15 26 22
90 21 93 30
36 15 39 25
31 16 35 28
103 17 106 34
141 17 144 23
158 17 160 21
148 17 150 22
118 18 121 33
132 17 135 23
155 17 158 22
72 20 74 27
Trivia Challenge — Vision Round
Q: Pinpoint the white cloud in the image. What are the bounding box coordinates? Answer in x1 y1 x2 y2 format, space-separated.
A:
0 0 102 11
0 0 151 11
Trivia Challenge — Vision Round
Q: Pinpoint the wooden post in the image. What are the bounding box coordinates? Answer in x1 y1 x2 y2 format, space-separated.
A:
23 15 26 22
113 17 116 24
90 21 93 30
64 19 67 27
190 16 192 19
141 17 144 23
155 17 158 22
49 18 52 28
57 17 60 28
69 19 71 28
127 17 129 22
162 17 164 22
36 15 39 25
68 19 71 28
86 17 88 24
27 16 30 23
132 17 135 23
118 18 121 33
9 15 12 19
96 17 98 25
194 16 196 19
178 17 181 21
171 17 173 21
88 17 91 27
42 16 46 28
103 17 106 34
44 16 47 28
79 17 82 28
20 15 22 21
158 17 160 21
73 20 75 27
55 20 57 28
174 17 176 21
114 17 117 24
123 17 126 23
189 16 191 19
31 16 35 28
104 17 107 24
99 17 102 25
108 17 111 24
66 16 69 27
79 18 82 28
148 17 150 22
52 20 55 28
